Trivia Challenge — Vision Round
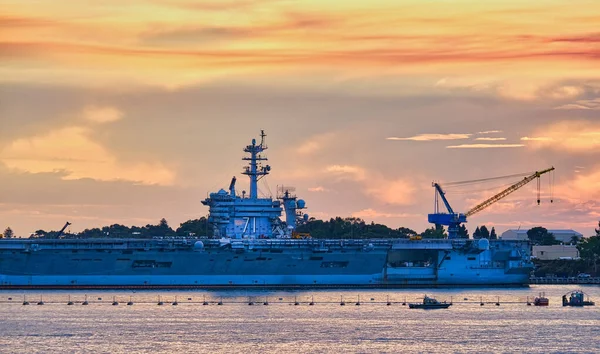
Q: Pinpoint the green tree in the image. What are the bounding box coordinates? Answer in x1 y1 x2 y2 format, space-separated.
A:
3 227 14 238
577 235 600 274
527 226 559 245
422 224 446 239
479 225 490 239
596 221 600 236
397 227 417 239
144 218 175 237
30 230 47 239
473 226 481 239
457 224 469 239
176 217 213 237
490 227 497 240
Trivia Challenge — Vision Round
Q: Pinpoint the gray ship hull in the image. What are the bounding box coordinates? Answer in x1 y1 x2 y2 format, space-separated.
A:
0 238 532 289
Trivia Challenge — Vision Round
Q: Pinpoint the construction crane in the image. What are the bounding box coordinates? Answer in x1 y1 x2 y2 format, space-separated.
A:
428 167 555 239
54 221 72 239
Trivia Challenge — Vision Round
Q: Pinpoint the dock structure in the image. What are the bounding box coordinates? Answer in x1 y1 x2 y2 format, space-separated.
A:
0 293 569 308
529 277 600 285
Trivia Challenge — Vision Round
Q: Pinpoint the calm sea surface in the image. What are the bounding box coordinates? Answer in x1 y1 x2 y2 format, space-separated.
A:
1 285 598 353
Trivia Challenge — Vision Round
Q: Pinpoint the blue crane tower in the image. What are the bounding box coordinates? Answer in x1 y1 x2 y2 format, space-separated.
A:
428 167 555 239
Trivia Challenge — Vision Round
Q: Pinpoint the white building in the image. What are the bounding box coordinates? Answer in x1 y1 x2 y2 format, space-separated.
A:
532 245 580 260
500 229 583 243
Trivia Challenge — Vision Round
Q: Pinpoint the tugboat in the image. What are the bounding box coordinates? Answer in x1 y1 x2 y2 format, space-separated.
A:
534 292 549 306
409 295 452 309
562 290 595 307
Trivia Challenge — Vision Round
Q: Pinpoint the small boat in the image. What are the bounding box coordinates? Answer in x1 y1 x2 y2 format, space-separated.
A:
534 292 549 306
562 290 595 307
409 295 452 309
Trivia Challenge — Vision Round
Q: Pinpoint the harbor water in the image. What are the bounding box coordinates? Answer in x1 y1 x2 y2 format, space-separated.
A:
1 285 598 353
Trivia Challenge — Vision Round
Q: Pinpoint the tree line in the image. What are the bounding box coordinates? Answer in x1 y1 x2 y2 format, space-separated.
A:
24 218 213 239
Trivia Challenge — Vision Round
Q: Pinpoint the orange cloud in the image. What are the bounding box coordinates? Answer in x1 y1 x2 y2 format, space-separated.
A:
0 126 175 185
83 106 123 124
525 120 600 152
388 133 471 141
352 208 419 219
446 144 524 149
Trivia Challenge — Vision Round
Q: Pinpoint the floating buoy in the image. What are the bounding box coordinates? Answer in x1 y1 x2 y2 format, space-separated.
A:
294 296 299 306
37 296 44 305
496 297 500 306
68 301 74 306
172 301 178 306
82 301 89 306
356 295 361 306
23 301 30 306
112 301 119 306
309 296 315 306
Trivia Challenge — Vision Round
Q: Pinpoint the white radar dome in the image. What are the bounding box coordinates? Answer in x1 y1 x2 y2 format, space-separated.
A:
193 241 205 250
297 199 306 209
478 238 490 250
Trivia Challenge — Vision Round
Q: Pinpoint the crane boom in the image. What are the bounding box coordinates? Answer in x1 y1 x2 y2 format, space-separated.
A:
465 167 554 217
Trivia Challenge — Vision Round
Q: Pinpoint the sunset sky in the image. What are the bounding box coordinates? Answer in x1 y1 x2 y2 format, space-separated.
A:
1 0 599 237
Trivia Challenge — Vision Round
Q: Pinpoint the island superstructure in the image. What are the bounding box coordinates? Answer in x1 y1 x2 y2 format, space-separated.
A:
0 131 534 289
201 131 307 239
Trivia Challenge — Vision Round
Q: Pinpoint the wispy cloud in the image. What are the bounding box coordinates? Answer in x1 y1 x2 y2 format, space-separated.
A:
308 186 328 192
325 165 366 181
446 144 524 149
475 137 506 141
387 133 471 141
554 98 600 110
521 136 553 141
477 130 503 134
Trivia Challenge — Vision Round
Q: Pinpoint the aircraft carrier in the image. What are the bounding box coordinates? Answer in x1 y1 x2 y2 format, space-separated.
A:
0 131 533 289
